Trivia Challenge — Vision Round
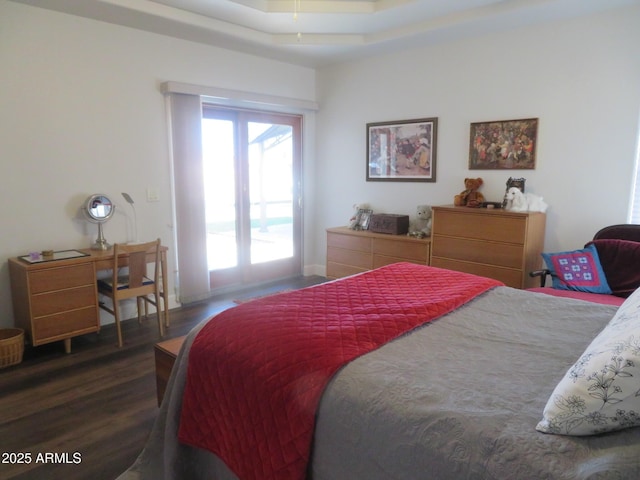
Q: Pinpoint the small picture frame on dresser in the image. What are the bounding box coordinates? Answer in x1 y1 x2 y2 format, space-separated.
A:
506 177 526 192
503 177 526 208
353 208 372 230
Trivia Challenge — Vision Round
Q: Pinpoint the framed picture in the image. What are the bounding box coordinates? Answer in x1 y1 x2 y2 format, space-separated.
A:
469 118 538 170
503 177 526 207
352 208 372 230
367 117 438 182
506 176 526 193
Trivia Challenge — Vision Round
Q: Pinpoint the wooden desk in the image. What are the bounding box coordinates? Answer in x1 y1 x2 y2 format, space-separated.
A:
9 246 169 353
154 335 186 406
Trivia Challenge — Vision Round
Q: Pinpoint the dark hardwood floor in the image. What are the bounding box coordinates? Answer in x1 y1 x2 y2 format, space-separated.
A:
0 275 326 480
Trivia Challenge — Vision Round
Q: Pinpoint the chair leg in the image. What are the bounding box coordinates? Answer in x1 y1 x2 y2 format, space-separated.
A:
163 291 170 328
136 297 143 324
155 293 164 338
113 299 124 348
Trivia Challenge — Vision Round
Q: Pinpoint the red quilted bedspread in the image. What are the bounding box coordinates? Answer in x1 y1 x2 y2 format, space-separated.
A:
178 263 503 480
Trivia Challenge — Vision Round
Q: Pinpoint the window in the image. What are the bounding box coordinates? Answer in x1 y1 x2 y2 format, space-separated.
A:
631 135 640 223
632 171 640 223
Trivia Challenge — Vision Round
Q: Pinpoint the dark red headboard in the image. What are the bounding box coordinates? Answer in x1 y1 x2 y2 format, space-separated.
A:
593 224 640 243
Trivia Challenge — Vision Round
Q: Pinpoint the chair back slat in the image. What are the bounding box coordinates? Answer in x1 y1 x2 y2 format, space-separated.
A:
112 239 161 291
127 251 148 288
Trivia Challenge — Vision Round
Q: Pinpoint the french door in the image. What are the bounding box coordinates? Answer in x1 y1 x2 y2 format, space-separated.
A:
201 105 302 290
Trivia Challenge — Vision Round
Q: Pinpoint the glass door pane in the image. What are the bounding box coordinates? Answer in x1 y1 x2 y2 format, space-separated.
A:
202 106 301 290
202 118 238 271
248 122 294 264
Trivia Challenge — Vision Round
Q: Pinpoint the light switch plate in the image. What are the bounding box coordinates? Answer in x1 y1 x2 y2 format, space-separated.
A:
147 187 159 202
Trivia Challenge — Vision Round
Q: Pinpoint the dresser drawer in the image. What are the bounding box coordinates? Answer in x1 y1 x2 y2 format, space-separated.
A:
430 258 523 288
32 307 99 343
327 246 372 269
327 232 372 253
433 211 527 244
373 255 426 269
29 263 94 294
432 236 524 269
31 285 97 317
326 262 368 279
373 238 428 263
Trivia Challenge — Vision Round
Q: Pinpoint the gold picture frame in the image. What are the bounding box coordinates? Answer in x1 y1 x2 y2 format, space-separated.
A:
469 118 538 170
367 117 438 182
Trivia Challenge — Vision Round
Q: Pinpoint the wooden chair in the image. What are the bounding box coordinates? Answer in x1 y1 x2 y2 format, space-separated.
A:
98 238 164 347
139 258 170 331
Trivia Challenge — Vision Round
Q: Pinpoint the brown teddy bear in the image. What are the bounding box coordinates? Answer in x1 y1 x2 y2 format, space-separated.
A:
454 177 486 207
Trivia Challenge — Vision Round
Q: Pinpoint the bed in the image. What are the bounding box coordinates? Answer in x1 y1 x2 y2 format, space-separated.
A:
118 262 640 480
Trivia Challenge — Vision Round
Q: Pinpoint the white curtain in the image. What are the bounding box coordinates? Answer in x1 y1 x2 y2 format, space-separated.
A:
632 153 640 224
166 92 211 303
630 124 640 224
631 180 640 223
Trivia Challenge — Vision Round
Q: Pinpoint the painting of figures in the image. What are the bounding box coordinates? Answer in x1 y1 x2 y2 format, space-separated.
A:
469 118 538 169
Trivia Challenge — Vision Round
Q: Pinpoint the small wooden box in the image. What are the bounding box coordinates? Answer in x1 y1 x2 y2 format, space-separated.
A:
369 214 410 235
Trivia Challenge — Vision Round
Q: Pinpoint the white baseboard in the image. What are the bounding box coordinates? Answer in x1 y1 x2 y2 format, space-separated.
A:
304 263 326 277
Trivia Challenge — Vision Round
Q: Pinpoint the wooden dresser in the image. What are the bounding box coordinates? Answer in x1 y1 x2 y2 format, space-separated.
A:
9 256 100 353
430 205 546 289
326 226 431 279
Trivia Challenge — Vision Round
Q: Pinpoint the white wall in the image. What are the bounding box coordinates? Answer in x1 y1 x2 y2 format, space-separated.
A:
313 5 640 271
0 2 317 328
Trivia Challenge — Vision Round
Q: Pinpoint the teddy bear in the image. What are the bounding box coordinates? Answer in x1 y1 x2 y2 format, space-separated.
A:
408 204 432 238
454 177 486 208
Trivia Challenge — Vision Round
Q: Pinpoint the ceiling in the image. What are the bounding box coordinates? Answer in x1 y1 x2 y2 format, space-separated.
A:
11 0 639 67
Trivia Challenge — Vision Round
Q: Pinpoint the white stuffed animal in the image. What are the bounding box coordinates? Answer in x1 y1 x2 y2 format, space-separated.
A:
409 204 432 237
504 187 548 213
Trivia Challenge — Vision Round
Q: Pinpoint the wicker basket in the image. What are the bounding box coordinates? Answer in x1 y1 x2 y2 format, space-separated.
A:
0 328 25 368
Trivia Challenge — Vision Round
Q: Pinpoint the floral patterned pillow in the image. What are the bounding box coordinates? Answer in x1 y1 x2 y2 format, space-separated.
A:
536 287 640 435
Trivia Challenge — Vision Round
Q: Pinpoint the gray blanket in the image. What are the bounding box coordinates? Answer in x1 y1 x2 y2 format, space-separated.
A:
118 287 640 480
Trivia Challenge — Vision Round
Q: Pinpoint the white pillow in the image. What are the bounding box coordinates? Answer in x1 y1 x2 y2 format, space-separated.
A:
536 287 640 435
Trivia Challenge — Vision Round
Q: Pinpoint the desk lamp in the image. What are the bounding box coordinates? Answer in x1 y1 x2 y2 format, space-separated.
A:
121 192 138 244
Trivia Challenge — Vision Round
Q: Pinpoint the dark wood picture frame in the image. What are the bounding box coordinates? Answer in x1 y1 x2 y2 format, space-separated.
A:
502 177 526 208
506 177 526 193
469 118 538 170
367 117 438 182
